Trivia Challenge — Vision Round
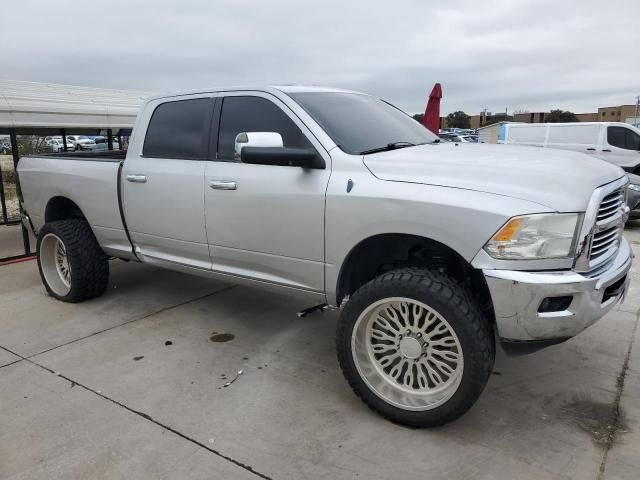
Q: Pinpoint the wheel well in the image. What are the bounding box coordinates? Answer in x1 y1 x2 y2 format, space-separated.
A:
45 197 86 223
336 234 495 324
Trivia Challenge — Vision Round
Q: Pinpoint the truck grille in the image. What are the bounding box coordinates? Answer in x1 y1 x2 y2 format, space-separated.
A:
596 189 625 223
588 187 625 266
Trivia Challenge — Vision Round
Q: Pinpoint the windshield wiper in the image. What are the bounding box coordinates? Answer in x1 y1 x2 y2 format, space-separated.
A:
359 141 416 155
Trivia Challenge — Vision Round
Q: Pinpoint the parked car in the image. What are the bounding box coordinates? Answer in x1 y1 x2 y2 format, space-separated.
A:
93 136 121 151
439 132 465 142
502 122 640 174
17 86 633 428
45 138 73 152
439 133 476 143
66 135 97 151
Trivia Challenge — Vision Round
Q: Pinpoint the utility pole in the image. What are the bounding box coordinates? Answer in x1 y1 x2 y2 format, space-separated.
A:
635 95 639 128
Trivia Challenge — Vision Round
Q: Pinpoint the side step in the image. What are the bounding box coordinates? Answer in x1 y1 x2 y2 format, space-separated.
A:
296 303 331 318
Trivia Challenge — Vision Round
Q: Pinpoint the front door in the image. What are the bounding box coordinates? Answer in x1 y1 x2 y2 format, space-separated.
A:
204 93 330 293
122 96 214 270
600 125 640 171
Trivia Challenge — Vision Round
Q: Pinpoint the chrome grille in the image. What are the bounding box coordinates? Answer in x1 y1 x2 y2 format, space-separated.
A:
588 187 626 267
596 189 625 223
590 226 619 260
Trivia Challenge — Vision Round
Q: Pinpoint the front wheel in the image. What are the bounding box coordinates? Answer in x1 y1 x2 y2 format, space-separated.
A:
336 268 495 427
37 218 109 302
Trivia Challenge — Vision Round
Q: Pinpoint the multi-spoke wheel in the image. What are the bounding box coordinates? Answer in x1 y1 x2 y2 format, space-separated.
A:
352 297 464 411
37 218 109 302
39 233 72 297
337 268 495 427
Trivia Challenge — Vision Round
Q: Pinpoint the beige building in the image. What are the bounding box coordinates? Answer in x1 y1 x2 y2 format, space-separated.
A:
597 105 640 124
441 103 637 131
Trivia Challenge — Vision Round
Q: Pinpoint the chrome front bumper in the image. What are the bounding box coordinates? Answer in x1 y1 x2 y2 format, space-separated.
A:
484 238 633 342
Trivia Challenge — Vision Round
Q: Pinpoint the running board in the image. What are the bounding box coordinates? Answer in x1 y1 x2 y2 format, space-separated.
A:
296 303 331 318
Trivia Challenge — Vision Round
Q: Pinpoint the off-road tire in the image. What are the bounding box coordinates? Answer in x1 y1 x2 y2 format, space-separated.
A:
37 218 109 302
336 267 495 427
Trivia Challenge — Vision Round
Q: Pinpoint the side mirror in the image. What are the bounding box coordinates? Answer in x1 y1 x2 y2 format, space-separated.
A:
241 147 325 169
234 132 283 160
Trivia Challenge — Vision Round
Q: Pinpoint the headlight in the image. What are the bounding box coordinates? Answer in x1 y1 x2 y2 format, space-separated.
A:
629 184 640 192
484 213 580 260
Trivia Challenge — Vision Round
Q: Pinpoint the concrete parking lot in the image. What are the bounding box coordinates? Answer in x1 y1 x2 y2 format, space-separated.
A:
1 225 639 480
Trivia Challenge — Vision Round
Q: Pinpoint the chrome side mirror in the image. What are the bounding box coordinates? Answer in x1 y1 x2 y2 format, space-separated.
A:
234 132 283 160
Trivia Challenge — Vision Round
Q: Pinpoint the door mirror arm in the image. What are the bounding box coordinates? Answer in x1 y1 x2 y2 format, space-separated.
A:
241 147 325 169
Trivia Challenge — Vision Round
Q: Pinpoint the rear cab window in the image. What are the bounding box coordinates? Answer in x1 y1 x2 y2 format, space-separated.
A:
143 98 212 159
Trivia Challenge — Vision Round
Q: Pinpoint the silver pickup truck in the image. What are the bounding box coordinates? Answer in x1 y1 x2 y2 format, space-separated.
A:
17 86 633 427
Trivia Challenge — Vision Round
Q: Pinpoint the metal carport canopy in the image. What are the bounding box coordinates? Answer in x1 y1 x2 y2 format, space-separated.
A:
0 79 153 131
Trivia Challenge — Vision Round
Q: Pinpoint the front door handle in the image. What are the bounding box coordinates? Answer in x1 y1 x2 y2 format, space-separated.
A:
601 149 612 152
209 180 237 190
126 174 147 183
586 147 596 151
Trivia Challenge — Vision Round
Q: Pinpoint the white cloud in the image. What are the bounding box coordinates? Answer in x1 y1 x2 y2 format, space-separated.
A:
2 0 638 114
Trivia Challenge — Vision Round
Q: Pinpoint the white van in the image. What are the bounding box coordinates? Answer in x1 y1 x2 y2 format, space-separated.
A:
503 122 640 174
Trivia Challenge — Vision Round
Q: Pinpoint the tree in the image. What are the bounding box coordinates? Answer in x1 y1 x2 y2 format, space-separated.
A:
412 113 424 123
445 111 471 129
546 109 579 123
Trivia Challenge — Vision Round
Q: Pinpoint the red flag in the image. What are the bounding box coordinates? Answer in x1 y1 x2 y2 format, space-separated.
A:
422 83 442 134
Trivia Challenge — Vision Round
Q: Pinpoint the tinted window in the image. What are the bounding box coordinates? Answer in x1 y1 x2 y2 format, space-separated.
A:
217 96 312 160
289 92 438 154
143 98 211 159
607 126 640 151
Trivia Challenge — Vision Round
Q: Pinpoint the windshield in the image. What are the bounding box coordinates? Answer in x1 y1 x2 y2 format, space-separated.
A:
288 92 438 154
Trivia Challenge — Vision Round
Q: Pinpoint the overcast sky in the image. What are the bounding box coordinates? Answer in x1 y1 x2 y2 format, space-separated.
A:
2 0 638 115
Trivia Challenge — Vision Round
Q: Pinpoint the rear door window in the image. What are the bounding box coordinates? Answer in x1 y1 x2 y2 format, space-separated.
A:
143 98 212 159
607 126 640 151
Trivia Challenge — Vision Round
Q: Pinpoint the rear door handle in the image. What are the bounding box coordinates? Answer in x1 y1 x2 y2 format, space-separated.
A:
209 180 237 190
126 174 147 183
602 149 612 152
586 147 596 151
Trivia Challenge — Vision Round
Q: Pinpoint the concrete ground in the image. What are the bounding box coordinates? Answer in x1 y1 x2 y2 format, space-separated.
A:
1 225 639 480
0 223 36 259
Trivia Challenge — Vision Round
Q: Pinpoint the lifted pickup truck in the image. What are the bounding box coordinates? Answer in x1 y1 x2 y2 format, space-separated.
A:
17 86 633 427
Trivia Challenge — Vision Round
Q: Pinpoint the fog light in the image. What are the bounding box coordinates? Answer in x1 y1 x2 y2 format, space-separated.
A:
538 296 573 313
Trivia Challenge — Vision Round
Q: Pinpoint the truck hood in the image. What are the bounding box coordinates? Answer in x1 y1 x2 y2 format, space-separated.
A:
363 143 624 211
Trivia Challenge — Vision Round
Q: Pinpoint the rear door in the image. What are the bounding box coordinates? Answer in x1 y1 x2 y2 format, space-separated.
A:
204 92 331 292
122 95 215 270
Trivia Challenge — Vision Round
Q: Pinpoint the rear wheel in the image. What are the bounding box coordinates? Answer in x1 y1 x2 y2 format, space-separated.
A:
37 218 109 302
336 268 495 427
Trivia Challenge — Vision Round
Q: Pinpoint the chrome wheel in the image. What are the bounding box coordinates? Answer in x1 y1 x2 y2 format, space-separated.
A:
351 297 464 411
39 233 72 296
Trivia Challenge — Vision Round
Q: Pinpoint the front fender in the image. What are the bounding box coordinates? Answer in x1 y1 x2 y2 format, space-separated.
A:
324 171 553 305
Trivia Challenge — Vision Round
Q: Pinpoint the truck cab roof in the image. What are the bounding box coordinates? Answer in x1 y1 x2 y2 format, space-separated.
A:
145 85 363 103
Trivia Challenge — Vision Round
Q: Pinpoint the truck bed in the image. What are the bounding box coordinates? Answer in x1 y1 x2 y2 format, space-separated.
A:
17 152 134 259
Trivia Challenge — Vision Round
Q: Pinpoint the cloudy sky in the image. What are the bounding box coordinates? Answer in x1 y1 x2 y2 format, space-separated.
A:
2 0 638 115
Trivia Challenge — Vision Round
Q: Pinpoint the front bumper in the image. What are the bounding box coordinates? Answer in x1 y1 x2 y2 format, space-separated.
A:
483 238 632 344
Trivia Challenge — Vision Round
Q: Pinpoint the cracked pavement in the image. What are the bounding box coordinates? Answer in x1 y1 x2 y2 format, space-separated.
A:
1 224 639 479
